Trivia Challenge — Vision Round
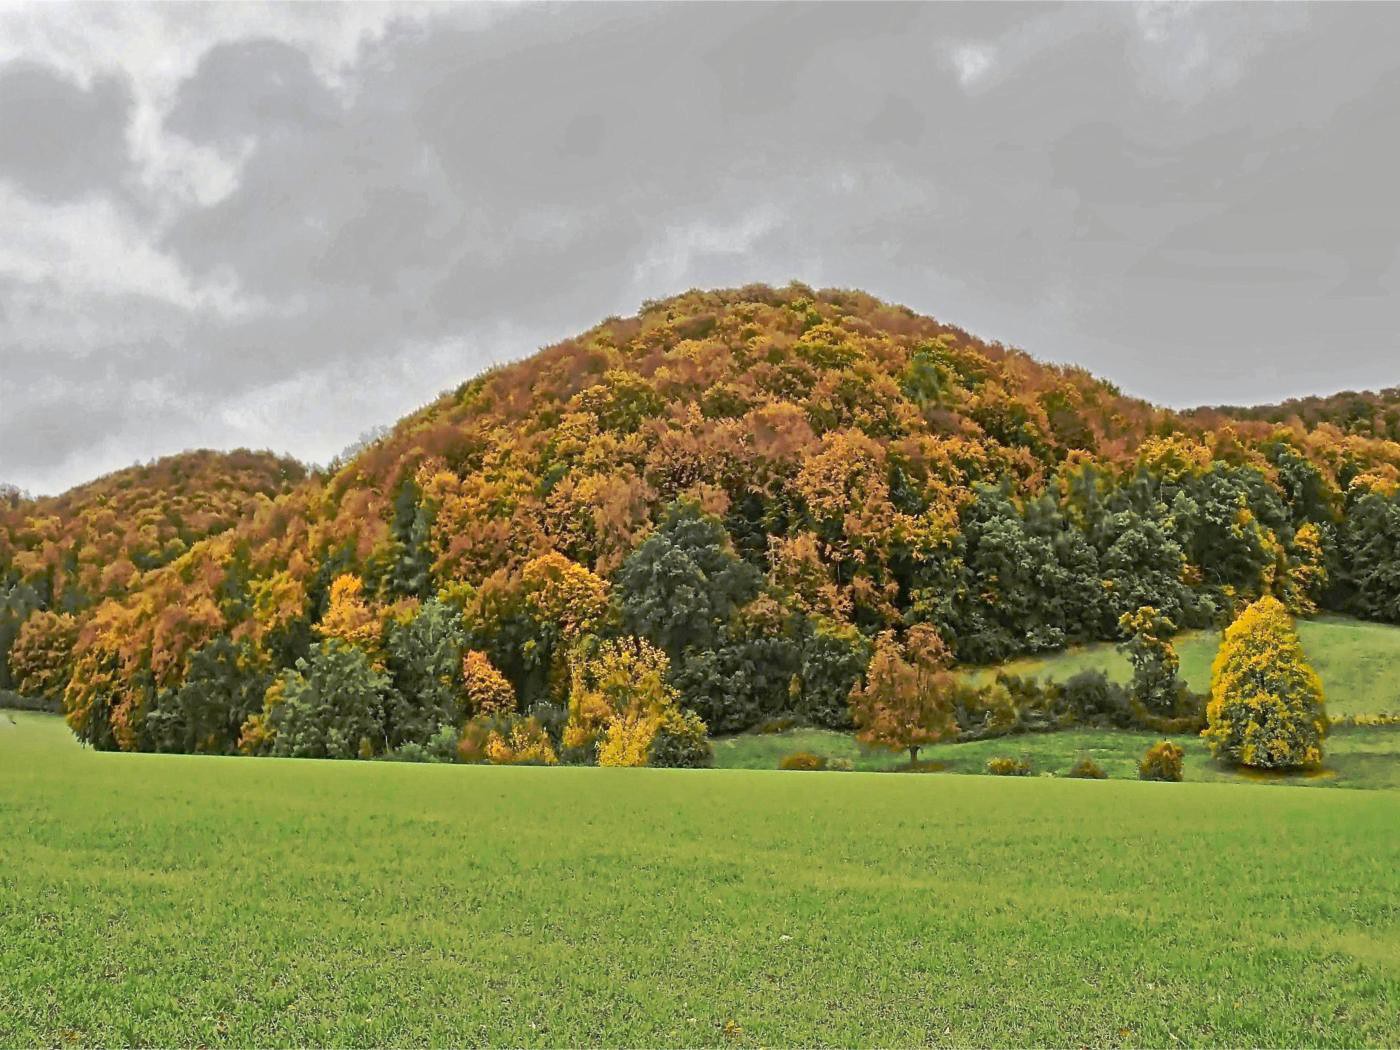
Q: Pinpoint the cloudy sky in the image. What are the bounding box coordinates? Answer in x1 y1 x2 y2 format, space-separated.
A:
2 2 1398 495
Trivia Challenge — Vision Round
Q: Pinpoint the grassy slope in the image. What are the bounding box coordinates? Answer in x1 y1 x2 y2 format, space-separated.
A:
714 726 1400 790
965 615 1400 718
3 712 1398 1047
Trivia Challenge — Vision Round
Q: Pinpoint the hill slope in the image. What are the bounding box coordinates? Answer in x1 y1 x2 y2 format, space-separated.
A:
4 284 1399 753
0 449 306 692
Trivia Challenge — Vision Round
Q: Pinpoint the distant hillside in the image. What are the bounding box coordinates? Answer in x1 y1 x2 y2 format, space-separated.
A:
0 449 306 690
1187 387 1400 442
2 284 1397 754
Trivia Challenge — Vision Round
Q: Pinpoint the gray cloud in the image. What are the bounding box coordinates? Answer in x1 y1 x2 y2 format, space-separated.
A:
1 2 1398 495
0 60 133 202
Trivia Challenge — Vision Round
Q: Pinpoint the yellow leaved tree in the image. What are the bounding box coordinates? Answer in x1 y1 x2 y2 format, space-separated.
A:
564 636 708 767
1203 596 1326 769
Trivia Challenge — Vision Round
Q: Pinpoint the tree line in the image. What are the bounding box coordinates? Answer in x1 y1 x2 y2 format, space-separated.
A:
1 285 1395 765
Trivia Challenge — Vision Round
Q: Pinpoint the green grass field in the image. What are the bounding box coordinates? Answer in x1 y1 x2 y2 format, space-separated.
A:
964 615 1400 719
714 725 1400 790
3 712 1398 1047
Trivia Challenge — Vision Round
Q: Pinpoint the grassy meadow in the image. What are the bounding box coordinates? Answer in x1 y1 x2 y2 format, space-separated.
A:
963 615 1400 719
3 710 1399 1047
714 725 1400 790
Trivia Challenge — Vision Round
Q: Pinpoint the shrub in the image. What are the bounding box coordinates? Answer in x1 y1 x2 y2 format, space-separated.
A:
1139 740 1184 782
985 755 1031 776
261 641 391 760
1066 755 1107 779
1130 694 1207 735
753 715 798 734
991 674 1070 734
565 635 676 761
383 598 467 747
779 750 827 771
1332 712 1400 728
9 610 78 705
597 711 660 767
426 722 460 762
647 708 713 768
0 689 61 713
826 757 855 772
383 741 429 763
1203 596 1327 769
485 715 558 766
1061 670 1131 728
456 715 496 763
796 615 870 729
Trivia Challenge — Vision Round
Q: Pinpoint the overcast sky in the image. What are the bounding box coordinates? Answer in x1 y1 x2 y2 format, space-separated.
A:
1 2 1398 495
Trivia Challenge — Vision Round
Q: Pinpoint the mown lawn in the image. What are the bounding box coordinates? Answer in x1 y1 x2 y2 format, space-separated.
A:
963 614 1400 718
2 712 1398 1047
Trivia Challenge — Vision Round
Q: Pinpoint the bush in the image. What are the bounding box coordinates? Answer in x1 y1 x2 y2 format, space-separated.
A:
262 641 391 760
753 715 798 734
382 741 431 763
1139 740 1184 782
456 715 497 763
647 708 713 768
383 599 467 747
486 715 558 766
0 689 61 713
461 649 516 717
993 674 1071 734
985 755 1031 776
826 757 854 772
1066 755 1107 779
1130 693 1206 735
1061 670 1131 727
779 750 827 771
425 722 460 762
796 615 869 729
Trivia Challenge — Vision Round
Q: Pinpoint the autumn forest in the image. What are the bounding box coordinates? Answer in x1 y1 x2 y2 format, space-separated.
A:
3 284 1398 767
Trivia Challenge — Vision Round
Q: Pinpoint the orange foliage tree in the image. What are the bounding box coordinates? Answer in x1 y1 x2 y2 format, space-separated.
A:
848 625 958 767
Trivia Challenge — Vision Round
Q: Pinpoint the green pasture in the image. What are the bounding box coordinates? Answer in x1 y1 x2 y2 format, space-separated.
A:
714 725 1400 790
964 615 1400 719
2 711 1398 1047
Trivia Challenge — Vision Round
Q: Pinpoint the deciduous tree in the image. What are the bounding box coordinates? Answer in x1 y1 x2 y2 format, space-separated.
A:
1203 596 1326 769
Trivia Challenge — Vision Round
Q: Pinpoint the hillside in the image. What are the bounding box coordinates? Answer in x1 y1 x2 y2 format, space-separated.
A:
1187 387 1400 442
2 284 1399 755
0 449 306 692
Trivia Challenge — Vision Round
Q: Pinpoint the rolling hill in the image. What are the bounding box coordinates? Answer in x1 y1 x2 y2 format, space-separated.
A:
1 284 1398 754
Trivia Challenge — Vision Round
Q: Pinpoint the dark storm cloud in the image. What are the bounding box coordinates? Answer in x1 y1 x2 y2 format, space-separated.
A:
2 2 1398 494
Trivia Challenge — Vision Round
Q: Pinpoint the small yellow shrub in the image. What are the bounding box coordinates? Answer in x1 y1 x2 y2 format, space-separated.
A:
485 716 558 766
1066 755 1107 779
1139 740 1184 782
778 751 827 771
597 712 661 767
985 756 1031 776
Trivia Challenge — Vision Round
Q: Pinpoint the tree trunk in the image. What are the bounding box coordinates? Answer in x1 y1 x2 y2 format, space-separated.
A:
909 745 919 767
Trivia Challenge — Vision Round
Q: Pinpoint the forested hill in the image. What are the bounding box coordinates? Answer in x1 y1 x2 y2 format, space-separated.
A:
1186 388 1400 443
0 449 306 690
3 284 1398 754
